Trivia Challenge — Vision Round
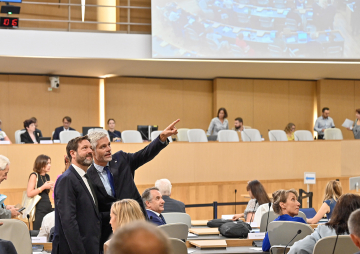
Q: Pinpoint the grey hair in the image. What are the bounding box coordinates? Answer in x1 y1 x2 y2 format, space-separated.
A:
87 131 108 151
155 179 172 196
108 221 171 254
141 187 160 204
0 155 10 171
348 208 360 237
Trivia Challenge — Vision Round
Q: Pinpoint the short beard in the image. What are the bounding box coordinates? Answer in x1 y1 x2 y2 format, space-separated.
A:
76 154 93 166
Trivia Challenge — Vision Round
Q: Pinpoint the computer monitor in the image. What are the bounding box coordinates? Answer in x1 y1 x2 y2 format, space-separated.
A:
137 125 158 140
82 126 103 136
349 176 360 191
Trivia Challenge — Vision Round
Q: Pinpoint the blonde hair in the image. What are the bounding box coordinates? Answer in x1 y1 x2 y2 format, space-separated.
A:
284 123 295 134
111 199 145 231
272 189 298 215
324 180 342 202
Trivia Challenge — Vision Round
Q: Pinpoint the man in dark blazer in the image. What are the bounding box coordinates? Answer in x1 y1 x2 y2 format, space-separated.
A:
155 179 186 213
142 187 166 226
52 116 75 140
52 136 101 254
86 119 179 249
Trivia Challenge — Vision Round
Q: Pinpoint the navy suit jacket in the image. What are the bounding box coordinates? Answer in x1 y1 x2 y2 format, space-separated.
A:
52 126 75 140
86 136 168 249
52 166 101 254
147 210 166 226
0 239 17 254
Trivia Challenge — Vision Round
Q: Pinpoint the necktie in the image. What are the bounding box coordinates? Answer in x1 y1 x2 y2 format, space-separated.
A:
104 166 116 197
159 214 167 224
84 174 98 208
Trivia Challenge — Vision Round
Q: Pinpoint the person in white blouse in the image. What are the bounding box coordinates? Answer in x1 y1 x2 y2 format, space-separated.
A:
0 120 12 144
207 107 229 136
37 211 54 241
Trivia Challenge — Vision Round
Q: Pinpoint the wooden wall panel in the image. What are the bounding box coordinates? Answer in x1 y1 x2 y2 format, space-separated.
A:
0 75 99 141
213 79 254 128
214 79 316 140
288 80 317 132
105 77 213 131
356 81 360 109
317 80 355 140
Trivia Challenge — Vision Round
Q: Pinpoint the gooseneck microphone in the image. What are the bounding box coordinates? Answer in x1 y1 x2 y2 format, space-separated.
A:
265 202 271 232
332 233 339 254
27 214 31 238
234 189 237 214
249 200 258 223
243 129 252 141
283 230 302 254
268 129 278 141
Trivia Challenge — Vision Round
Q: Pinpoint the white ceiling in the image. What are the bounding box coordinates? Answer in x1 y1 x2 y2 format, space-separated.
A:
1 56 360 80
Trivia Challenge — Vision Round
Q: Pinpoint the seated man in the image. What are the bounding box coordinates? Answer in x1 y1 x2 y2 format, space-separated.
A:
232 117 244 132
348 208 360 254
52 116 75 140
107 221 171 254
142 187 166 226
0 155 20 219
155 179 185 213
37 211 54 241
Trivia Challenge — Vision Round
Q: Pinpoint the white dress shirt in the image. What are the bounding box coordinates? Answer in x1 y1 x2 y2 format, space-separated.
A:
93 163 113 197
37 211 55 240
72 164 95 204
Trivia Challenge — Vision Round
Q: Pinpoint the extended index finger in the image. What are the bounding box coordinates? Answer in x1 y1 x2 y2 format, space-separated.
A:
167 119 180 129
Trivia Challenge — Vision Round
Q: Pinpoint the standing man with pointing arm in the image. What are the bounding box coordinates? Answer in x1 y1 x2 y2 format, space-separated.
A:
87 119 179 251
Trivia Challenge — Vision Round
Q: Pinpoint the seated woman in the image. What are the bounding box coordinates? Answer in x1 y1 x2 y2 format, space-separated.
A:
288 194 360 254
207 107 229 136
21 119 40 144
307 180 342 224
262 189 306 252
107 118 121 142
284 123 296 141
232 180 271 222
104 199 145 253
0 120 12 144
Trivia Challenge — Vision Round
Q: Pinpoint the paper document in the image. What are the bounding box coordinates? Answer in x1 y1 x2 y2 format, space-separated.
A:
188 233 198 238
221 214 234 220
250 247 263 251
342 119 354 128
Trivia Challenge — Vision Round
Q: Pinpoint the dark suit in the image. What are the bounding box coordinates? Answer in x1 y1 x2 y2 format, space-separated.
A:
86 136 168 249
52 166 101 254
162 195 186 213
52 126 75 140
21 128 43 137
0 239 17 254
146 210 166 226
20 130 41 143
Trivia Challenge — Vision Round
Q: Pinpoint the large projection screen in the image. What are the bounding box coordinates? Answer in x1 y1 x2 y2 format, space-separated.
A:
152 0 360 59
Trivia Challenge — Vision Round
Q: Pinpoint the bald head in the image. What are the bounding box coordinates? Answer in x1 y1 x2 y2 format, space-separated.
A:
108 221 171 254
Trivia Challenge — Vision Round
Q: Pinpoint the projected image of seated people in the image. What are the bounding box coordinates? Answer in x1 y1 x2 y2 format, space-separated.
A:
152 0 360 59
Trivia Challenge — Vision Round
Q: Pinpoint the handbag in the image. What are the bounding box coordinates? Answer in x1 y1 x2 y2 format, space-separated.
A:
21 173 42 221
219 221 252 238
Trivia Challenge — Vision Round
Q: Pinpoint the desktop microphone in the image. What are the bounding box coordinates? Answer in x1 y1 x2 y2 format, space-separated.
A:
249 200 258 223
265 202 271 232
234 189 237 214
268 129 277 141
283 229 302 254
27 214 31 238
243 130 252 141
332 232 339 254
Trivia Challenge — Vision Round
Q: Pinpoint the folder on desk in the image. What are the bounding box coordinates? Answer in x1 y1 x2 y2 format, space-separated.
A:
189 240 227 249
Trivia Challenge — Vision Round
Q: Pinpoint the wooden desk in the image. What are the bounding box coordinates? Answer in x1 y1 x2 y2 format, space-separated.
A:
189 228 220 235
188 246 268 253
189 240 227 249
186 238 263 247
192 220 209 226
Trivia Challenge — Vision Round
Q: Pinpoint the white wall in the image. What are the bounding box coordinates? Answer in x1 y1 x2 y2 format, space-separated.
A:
0 30 151 59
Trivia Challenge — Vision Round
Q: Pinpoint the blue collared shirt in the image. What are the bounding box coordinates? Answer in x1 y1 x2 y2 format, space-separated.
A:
93 163 114 197
314 116 335 135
